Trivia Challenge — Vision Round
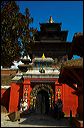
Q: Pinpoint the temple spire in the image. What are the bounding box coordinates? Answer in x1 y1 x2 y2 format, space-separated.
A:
42 53 45 59
49 16 54 23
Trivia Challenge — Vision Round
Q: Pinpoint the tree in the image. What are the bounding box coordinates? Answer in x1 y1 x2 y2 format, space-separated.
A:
1 1 37 68
18 8 37 57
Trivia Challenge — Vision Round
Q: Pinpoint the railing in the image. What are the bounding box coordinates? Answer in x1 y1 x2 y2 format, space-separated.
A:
23 73 59 78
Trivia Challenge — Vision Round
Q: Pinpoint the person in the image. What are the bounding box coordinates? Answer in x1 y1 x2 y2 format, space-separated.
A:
53 102 58 118
56 99 63 119
20 99 23 112
23 99 28 111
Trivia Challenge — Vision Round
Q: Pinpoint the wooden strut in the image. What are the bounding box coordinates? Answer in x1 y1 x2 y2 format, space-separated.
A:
61 69 78 90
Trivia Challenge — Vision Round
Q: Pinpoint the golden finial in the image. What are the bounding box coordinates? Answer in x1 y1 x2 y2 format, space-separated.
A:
49 16 54 23
42 53 45 59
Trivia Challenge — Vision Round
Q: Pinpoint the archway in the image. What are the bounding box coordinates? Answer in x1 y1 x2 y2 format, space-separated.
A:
36 90 49 114
30 84 54 114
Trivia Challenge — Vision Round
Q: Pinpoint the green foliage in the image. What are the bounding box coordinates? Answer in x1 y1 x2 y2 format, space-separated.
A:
1 1 37 68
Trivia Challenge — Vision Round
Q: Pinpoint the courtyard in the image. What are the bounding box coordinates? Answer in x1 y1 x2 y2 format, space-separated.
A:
1 112 71 127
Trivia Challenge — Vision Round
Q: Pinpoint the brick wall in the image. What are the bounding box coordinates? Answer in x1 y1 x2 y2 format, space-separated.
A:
1 69 17 76
1 69 17 86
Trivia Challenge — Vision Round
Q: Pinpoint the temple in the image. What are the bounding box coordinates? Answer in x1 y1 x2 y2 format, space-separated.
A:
32 16 71 60
1 16 78 118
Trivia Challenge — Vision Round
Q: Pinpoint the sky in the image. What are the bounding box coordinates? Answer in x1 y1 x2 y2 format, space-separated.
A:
16 1 83 42
16 1 83 59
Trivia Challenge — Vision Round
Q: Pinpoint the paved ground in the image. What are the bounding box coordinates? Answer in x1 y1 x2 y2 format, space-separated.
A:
1 113 71 127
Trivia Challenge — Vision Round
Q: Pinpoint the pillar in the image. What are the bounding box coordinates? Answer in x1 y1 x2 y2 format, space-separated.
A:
55 80 62 103
77 85 83 119
23 79 32 108
55 81 57 103
9 82 20 112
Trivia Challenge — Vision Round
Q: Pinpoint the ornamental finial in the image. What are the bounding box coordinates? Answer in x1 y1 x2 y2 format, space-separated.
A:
49 16 54 23
42 53 45 59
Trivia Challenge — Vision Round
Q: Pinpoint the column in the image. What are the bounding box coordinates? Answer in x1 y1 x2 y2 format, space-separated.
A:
55 81 57 103
9 82 20 112
23 79 31 109
77 84 83 119
55 80 62 102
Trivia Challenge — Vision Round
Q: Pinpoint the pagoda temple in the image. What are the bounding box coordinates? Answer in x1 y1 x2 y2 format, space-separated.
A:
32 16 71 60
1 17 78 118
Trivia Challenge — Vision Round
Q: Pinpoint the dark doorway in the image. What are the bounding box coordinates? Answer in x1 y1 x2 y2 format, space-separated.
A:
35 90 49 114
